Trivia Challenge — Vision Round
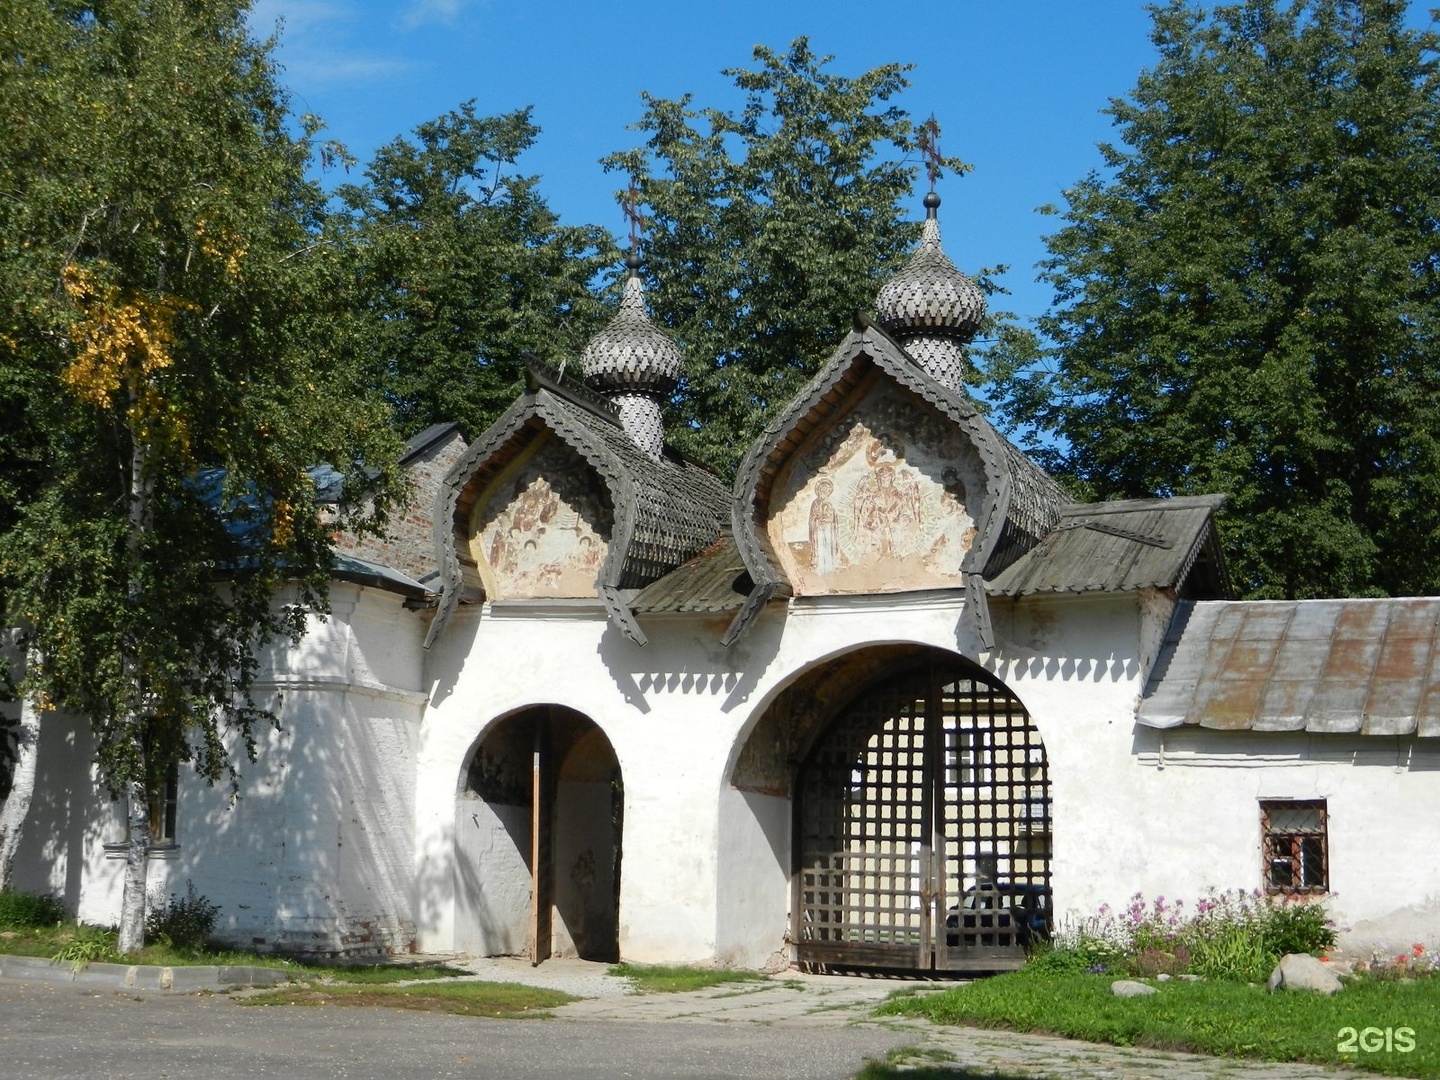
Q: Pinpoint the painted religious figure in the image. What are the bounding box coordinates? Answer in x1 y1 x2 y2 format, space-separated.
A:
472 437 611 598
767 383 983 595
808 478 840 575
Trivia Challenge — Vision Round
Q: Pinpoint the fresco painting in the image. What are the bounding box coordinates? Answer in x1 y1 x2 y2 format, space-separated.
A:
473 437 611 598
768 385 983 595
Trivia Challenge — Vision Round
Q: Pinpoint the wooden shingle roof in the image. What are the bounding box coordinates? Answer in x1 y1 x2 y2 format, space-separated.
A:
987 495 1229 598
425 367 729 646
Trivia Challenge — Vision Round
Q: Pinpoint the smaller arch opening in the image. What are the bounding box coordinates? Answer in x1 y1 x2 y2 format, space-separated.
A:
455 706 622 964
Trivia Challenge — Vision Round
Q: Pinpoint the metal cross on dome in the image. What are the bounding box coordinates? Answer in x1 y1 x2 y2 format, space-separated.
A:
919 114 943 193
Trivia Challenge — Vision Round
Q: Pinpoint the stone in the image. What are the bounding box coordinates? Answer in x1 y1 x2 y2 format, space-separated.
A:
1156 973 1172 982
1111 979 1158 997
1176 973 1203 981
1267 953 1343 995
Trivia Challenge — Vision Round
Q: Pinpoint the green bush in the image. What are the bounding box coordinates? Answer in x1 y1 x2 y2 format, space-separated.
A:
1264 901 1337 958
51 926 118 969
145 881 220 950
1026 935 1128 976
0 888 69 930
1035 889 1337 983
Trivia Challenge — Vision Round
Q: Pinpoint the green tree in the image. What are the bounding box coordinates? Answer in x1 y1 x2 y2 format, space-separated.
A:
0 0 402 949
982 0 1440 599
605 38 969 474
328 103 618 440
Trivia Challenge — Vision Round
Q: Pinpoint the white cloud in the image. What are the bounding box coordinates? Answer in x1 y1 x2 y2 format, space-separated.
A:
245 0 410 88
248 0 346 39
399 0 468 29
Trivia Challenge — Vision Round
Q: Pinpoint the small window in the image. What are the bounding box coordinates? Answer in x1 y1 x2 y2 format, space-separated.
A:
149 763 179 847
1261 799 1327 895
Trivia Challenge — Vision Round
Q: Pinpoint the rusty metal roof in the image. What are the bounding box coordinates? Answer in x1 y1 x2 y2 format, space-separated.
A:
1139 598 1440 737
631 534 750 614
986 495 1229 598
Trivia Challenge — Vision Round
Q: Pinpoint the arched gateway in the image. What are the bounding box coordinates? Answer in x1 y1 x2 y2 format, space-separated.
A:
794 657 1051 972
455 707 622 964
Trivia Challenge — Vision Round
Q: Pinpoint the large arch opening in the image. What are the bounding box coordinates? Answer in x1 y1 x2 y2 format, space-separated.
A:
794 653 1051 973
454 706 622 963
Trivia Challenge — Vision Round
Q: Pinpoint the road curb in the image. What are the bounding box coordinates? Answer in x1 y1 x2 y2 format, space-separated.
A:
0 953 289 992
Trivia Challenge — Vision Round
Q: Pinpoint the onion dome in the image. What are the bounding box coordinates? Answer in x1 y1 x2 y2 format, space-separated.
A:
580 253 682 460
875 193 986 390
581 254 684 397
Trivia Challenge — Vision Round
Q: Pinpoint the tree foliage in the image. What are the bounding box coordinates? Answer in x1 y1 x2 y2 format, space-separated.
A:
328 103 617 440
982 0 1440 599
605 39 968 474
0 0 403 947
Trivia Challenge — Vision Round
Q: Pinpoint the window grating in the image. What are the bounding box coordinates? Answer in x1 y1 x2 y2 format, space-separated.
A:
1261 799 1328 895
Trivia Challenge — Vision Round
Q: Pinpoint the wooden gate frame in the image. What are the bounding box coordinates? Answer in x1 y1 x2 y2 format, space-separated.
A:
791 657 1052 973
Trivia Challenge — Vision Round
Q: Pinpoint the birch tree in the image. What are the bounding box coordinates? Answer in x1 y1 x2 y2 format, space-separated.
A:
0 0 401 949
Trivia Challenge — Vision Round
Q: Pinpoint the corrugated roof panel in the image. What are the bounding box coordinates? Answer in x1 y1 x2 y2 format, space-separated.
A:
1253 633 1331 731
1306 605 1384 733
1418 649 1440 737
1185 603 1249 723
1137 603 1213 727
1362 601 1438 735
1139 598 1440 738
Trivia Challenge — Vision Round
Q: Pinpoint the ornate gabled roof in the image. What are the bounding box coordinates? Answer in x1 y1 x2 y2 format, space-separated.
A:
724 318 1067 644
425 366 729 647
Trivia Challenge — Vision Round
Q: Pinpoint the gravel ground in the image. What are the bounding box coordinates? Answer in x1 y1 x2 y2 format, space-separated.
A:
445 954 635 997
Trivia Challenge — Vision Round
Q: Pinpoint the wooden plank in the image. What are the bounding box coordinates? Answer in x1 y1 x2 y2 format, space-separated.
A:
528 721 553 966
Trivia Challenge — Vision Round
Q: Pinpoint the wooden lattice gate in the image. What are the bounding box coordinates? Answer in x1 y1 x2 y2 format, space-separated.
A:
794 659 1052 972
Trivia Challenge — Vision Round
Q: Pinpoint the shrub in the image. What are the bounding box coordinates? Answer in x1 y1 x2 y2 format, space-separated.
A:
1032 889 1338 983
1264 901 1337 958
145 881 220 950
51 926 118 969
1032 908 1130 975
0 888 69 930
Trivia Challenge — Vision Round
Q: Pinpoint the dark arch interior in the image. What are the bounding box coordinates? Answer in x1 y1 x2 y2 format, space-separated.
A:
457 705 622 963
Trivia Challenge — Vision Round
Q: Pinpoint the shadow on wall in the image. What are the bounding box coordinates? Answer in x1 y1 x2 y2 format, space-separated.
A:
169 684 420 957
593 609 786 720
9 713 110 914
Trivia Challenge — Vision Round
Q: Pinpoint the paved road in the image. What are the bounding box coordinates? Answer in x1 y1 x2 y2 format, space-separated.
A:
0 977 906 1080
0 962 1377 1080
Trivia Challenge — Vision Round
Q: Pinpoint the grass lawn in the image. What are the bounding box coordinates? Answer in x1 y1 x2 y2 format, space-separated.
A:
1 925 470 982
608 962 769 994
879 971 1440 1078
292 961 469 984
2 924 298 969
241 980 576 1018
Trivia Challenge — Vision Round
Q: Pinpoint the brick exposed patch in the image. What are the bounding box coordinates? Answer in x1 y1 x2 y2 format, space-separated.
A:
335 430 467 585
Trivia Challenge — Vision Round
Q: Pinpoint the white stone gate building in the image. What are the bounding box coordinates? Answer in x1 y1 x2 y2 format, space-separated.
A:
8 196 1439 970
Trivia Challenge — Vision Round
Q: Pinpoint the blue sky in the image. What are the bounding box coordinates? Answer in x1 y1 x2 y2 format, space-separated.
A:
244 1 1427 334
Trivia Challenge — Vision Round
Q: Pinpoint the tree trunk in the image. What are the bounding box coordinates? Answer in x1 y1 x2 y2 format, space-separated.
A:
0 650 42 892
117 421 155 956
116 771 150 954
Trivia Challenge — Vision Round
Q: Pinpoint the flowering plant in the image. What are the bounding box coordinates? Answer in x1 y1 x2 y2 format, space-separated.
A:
1037 888 1337 982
